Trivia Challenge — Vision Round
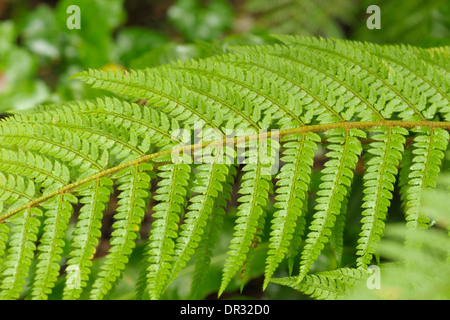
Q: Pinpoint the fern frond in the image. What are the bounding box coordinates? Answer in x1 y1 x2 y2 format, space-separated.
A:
170 58 297 129
275 35 436 122
219 150 274 296
352 42 450 120
298 128 364 282
403 127 449 230
188 165 236 299
270 267 366 300
150 63 265 130
30 193 75 300
0 148 73 298
238 206 267 293
0 36 449 300
230 43 381 123
31 98 179 160
75 69 225 132
168 162 229 287
62 177 113 300
0 207 42 300
356 126 407 268
0 223 8 268
398 144 413 211
263 132 319 289
90 163 152 300
145 163 191 300
0 149 70 188
286 197 308 275
329 183 350 267
93 97 180 153
0 116 107 172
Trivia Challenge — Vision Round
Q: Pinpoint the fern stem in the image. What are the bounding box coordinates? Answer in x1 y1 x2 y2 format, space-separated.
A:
1 120 450 224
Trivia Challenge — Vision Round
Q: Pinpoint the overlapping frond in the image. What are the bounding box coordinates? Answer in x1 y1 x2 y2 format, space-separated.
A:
270 267 367 300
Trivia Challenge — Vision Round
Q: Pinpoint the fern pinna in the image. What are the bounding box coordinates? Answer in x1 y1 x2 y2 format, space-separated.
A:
0 36 449 300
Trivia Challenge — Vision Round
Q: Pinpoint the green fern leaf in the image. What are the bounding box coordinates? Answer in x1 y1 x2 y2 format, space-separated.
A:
356 126 408 268
145 163 191 300
168 162 229 287
90 164 152 300
62 177 113 300
271 267 366 300
0 223 9 268
189 165 236 299
286 197 308 276
329 183 350 267
298 128 364 282
31 193 75 300
219 153 273 296
0 36 449 300
0 206 42 300
264 132 319 288
403 127 449 230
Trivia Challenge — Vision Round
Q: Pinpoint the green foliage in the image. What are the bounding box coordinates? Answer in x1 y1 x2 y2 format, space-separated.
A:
0 20 50 112
344 175 450 299
0 207 41 300
264 131 319 289
168 0 233 42
352 0 450 46
356 126 407 268
245 0 358 38
271 267 367 300
63 177 112 300
0 36 449 300
145 163 191 300
298 128 363 282
91 164 151 300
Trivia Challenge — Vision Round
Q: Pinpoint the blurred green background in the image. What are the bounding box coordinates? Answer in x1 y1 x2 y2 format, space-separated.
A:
1 0 449 115
0 0 449 300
